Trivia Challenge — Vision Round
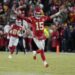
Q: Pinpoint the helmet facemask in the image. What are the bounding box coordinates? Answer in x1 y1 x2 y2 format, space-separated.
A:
34 7 43 19
15 20 22 26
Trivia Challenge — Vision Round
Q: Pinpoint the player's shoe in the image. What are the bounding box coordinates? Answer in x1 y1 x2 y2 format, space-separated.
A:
33 55 36 60
33 51 37 60
44 61 49 67
45 63 49 67
8 55 12 59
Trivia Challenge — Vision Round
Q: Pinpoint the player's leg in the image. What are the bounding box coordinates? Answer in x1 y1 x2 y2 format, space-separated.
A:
23 38 29 54
31 39 38 60
39 40 48 67
32 38 45 59
33 38 48 67
8 36 19 58
8 36 14 58
33 38 43 54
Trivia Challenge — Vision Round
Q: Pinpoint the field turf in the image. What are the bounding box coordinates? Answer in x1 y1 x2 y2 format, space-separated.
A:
0 52 75 75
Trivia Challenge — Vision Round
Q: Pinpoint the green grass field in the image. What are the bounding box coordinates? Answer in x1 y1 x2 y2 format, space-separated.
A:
0 52 75 75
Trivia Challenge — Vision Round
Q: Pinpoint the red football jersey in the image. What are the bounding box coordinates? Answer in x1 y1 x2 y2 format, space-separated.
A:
9 24 23 37
24 16 51 40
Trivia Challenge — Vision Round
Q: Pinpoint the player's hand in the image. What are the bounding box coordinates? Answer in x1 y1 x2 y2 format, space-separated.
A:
59 5 66 13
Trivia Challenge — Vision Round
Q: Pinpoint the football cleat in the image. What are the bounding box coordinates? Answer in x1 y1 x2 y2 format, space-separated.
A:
33 56 36 60
8 55 12 59
44 61 49 67
45 63 49 68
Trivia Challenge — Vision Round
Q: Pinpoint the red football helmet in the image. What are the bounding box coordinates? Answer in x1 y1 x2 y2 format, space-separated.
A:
34 7 43 19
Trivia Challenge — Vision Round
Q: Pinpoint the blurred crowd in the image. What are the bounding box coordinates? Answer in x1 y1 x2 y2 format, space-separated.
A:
0 0 75 52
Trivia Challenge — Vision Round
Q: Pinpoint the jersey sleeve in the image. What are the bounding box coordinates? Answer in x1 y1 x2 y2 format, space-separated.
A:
44 16 52 21
18 14 32 24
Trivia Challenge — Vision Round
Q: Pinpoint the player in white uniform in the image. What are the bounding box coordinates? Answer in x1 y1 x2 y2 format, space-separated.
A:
8 19 25 58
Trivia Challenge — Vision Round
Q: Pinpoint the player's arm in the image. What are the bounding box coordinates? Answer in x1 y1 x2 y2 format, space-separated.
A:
50 11 61 19
18 4 26 9
13 8 32 24
50 7 65 19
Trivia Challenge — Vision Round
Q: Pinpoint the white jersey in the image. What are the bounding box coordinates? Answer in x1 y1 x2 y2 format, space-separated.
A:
23 20 33 38
4 24 11 39
4 25 10 33
23 20 29 29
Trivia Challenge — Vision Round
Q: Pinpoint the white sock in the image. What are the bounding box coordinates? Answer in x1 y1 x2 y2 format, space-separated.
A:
33 51 36 56
43 61 48 66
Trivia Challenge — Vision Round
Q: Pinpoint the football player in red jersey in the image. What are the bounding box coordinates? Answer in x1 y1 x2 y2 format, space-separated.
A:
15 6 64 67
8 19 25 59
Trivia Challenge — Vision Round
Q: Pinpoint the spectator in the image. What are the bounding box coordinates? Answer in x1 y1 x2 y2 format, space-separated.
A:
0 26 6 51
0 3 4 14
0 0 75 52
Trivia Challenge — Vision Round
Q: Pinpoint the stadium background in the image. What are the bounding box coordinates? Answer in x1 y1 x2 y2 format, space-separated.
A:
0 0 75 52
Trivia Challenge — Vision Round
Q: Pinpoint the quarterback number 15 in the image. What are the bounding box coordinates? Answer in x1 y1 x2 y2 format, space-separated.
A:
36 22 44 30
